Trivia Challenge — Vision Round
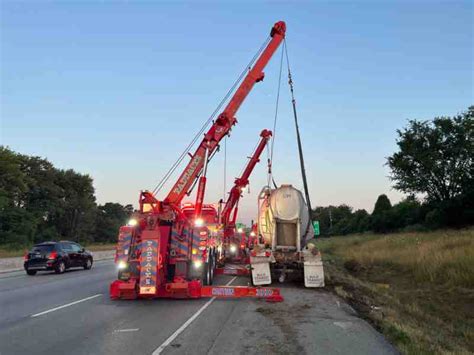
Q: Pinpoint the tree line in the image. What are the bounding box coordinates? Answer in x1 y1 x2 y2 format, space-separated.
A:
314 106 473 236
0 147 133 248
1 107 472 246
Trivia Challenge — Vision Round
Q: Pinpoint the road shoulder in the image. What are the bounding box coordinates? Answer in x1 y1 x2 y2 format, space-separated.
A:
162 278 398 354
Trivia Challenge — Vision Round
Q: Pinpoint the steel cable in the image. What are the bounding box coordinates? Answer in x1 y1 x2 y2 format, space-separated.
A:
267 41 285 187
152 36 272 196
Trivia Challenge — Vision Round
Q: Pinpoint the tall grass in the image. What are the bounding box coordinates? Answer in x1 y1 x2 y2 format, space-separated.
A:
315 228 474 354
317 229 474 288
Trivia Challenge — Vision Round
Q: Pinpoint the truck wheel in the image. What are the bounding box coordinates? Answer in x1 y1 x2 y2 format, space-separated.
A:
202 262 211 285
209 254 214 285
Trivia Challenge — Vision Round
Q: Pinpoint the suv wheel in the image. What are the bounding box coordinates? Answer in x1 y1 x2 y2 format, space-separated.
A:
55 260 66 274
84 258 92 270
26 269 37 276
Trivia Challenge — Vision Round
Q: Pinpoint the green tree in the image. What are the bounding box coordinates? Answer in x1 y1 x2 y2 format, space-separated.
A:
0 147 27 207
20 155 63 242
95 203 133 243
352 209 371 233
387 107 473 203
373 194 392 215
0 148 38 246
371 194 393 233
0 146 128 247
54 169 97 243
390 197 422 228
313 205 353 235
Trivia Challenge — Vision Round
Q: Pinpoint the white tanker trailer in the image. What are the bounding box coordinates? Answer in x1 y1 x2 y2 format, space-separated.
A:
250 184 324 287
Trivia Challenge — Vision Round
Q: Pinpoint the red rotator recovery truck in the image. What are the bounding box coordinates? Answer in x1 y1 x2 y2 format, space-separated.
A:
111 21 287 302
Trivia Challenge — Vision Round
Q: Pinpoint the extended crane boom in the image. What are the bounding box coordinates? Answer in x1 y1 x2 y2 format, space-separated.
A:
221 129 272 233
111 21 286 302
165 21 286 210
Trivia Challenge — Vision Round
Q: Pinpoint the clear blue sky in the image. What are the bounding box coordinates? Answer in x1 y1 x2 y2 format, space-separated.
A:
1 1 472 223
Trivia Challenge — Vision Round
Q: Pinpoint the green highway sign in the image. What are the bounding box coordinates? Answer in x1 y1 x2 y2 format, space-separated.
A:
236 222 246 229
313 220 320 236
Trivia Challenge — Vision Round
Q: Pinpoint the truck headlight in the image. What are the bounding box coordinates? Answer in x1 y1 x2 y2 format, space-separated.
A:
230 244 237 253
194 218 204 227
117 261 128 270
193 260 203 269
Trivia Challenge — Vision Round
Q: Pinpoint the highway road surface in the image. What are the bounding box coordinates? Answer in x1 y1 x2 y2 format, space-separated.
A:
0 260 397 355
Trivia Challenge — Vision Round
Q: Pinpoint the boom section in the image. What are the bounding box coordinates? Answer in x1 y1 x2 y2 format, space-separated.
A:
165 21 286 206
221 129 272 227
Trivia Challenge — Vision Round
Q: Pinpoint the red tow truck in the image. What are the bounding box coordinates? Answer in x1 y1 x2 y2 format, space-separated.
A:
111 21 286 302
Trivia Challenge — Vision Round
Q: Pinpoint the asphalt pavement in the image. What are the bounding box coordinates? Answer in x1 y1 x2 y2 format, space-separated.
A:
0 260 397 355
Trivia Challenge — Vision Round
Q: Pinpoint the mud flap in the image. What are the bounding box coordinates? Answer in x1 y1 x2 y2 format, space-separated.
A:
250 261 272 285
303 254 325 287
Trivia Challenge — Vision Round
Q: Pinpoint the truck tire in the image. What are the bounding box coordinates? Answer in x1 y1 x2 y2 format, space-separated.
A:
202 262 211 285
208 254 214 285
26 269 37 276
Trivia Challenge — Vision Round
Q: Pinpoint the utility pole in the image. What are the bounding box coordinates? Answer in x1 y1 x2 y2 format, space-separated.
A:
329 208 333 234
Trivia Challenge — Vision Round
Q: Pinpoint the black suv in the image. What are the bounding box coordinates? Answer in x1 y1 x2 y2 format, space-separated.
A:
24 241 93 275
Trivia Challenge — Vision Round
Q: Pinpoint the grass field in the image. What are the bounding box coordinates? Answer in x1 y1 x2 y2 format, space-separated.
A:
0 243 116 258
314 228 474 354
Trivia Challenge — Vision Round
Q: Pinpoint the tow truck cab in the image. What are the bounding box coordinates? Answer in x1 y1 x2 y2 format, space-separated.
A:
181 202 222 270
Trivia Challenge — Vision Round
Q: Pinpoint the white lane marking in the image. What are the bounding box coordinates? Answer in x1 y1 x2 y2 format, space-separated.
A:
114 328 140 333
31 294 102 318
152 276 237 355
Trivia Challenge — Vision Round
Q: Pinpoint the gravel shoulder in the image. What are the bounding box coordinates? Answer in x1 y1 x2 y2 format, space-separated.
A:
164 278 398 355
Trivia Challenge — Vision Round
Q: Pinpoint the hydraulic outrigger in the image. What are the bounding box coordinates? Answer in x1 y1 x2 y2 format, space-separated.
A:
111 21 286 302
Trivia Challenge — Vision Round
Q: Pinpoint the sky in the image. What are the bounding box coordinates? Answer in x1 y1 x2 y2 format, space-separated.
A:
1 1 472 224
